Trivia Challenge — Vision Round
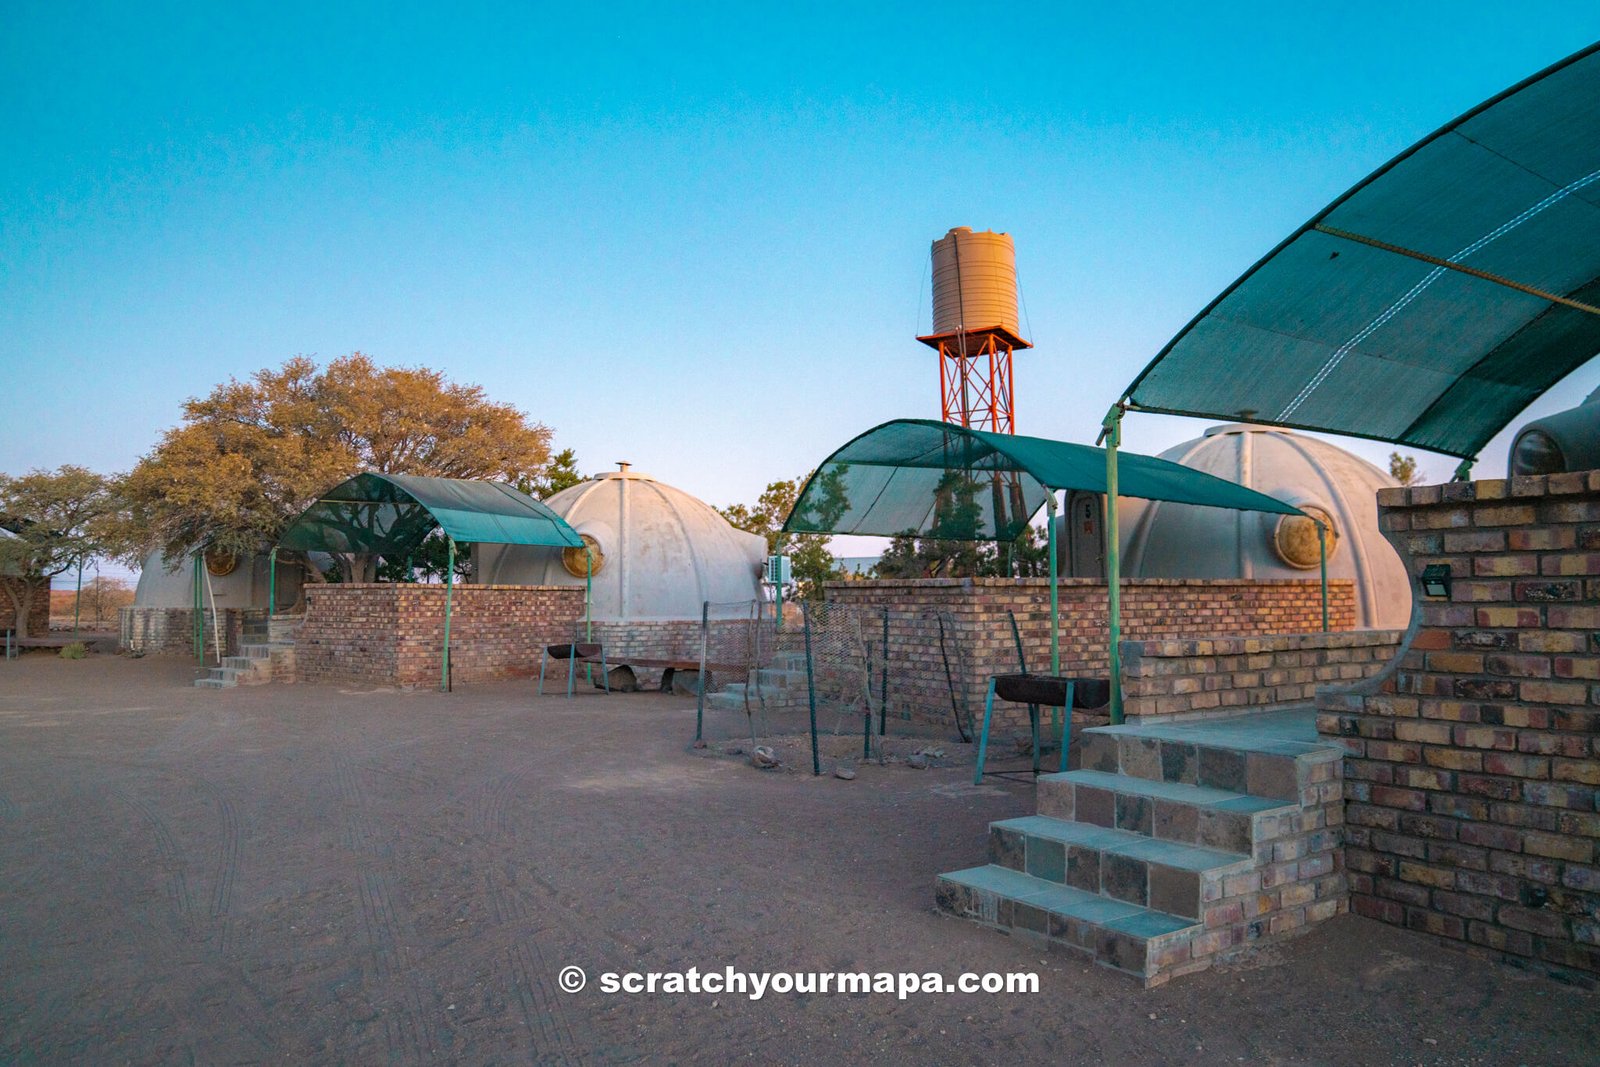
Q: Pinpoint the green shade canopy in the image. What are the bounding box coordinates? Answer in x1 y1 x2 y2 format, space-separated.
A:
782 419 1302 541
1123 42 1600 460
279 472 584 555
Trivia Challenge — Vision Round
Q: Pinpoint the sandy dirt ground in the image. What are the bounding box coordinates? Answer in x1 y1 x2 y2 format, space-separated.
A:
0 653 1595 1065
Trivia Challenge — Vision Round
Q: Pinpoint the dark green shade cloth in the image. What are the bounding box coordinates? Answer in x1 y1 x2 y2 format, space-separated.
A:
1123 42 1600 459
279 473 584 555
782 419 1302 542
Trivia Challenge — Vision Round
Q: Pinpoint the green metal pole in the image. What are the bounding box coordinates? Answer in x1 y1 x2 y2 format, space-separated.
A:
441 537 456 692
1452 457 1474 482
268 547 278 614
1046 493 1059 676
802 605 820 776
1318 521 1330 633
73 558 82 638
1103 405 1125 724
585 547 594 686
879 606 889 735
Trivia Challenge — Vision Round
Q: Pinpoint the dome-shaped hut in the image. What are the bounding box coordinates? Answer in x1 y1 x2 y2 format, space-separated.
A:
475 465 766 621
1104 425 1410 629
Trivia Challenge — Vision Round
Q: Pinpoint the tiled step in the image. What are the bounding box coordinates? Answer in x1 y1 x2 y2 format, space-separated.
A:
750 667 806 690
1079 718 1340 802
772 651 806 671
936 864 1200 984
705 682 808 712
990 815 1250 920
1037 769 1298 860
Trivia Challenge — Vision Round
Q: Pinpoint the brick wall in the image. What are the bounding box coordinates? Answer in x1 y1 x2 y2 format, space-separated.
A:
295 585 583 687
2 577 52 638
1317 472 1600 980
826 578 1357 732
119 606 252 656
1124 631 1404 721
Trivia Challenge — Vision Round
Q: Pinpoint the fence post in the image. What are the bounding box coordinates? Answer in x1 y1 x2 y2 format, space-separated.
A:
802 604 820 776
695 600 709 742
879 607 889 735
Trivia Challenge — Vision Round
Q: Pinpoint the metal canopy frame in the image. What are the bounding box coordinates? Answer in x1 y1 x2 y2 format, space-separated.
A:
783 419 1310 721
274 473 587 692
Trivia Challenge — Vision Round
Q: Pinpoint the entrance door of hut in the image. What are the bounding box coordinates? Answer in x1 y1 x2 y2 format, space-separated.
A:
1066 491 1104 578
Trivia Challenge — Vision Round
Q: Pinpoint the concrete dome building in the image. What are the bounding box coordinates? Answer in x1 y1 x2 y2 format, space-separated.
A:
132 548 281 610
476 465 766 621
1092 425 1411 629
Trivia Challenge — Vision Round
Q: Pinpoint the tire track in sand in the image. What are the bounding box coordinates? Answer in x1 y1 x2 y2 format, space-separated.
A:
109 786 197 931
335 755 439 1064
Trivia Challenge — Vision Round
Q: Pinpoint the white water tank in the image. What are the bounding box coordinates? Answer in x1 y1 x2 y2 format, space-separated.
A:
930 227 1022 336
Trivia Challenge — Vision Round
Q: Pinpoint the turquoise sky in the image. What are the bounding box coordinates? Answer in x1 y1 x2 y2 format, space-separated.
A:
4 3 1598 540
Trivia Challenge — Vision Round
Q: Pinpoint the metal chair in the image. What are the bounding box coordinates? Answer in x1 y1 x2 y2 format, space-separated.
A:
538 642 610 698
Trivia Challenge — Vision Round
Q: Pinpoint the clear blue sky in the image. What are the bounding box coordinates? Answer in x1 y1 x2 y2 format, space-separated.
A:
4 3 1598 568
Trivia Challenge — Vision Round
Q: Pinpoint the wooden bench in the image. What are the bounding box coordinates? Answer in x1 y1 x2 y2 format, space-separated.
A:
4 633 83 659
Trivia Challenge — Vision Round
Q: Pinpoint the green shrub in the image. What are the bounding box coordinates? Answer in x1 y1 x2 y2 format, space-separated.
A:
58 642 88 660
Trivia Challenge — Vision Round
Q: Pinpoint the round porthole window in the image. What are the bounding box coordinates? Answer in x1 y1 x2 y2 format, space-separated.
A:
1271 505 1338 570
561 534 605 578
204 547 239 577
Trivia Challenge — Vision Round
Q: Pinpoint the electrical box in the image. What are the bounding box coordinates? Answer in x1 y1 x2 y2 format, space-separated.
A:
764 555 791 585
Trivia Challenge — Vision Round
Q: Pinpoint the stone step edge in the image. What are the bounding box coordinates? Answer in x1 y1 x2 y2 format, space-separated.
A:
935 865 1201 982
992 816 1253 874
1043 769 1299 814
1082 723 1342 764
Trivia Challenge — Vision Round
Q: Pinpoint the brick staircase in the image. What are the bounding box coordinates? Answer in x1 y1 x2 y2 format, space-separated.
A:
195 613 301 689
703 651 810 712
936 709 1347 986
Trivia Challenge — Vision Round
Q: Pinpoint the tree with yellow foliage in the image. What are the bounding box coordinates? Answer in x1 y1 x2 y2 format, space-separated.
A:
115 354 554 583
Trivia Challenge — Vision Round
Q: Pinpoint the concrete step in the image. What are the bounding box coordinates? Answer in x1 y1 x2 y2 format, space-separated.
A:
1037 769 1298 861
989 815 1251 921
749 668 807 690
1078 715 1340 803
705 682 809 712
772 651 807 671
936 864 1200 985
194 675 236 689
222 656 257 670
239 644 273 659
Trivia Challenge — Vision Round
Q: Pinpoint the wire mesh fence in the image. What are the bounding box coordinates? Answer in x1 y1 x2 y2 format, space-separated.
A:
692 599 976 774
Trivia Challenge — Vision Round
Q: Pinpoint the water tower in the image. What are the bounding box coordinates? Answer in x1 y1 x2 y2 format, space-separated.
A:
917 227 1032 434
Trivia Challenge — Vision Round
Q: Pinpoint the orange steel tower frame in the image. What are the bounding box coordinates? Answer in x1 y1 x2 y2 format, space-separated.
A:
917 324 1033 435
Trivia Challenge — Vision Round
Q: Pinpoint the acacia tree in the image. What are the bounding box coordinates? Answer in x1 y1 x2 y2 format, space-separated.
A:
0 466 116 638
719 475 844 600
1388 451 1423 487
115 354 556 583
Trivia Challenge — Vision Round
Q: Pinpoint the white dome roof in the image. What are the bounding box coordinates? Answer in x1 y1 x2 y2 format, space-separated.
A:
132 548 274 609
480 466 766 621
1116 425 1411 629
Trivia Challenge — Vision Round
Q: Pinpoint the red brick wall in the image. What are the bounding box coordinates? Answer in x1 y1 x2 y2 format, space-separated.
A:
825 577 1357 730
1317 472 1600 980
296 584 583 687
